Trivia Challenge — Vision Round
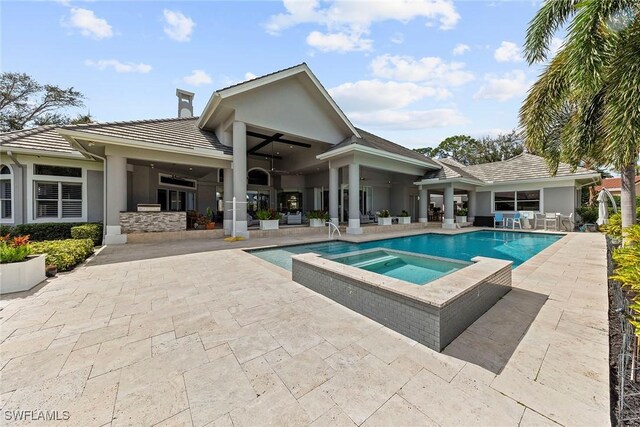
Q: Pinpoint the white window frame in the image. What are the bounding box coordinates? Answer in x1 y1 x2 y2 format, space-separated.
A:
33 181 83 220
27 161 87 223
158 173 197 190
491 188 543 213
0 164 14 223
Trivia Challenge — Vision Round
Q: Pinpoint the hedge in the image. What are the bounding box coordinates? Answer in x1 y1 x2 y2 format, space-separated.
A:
71 224 103 245
1 222 102 242
30 239 94 271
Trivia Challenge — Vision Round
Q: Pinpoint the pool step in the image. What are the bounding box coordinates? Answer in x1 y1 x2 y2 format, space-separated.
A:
351 255 400 268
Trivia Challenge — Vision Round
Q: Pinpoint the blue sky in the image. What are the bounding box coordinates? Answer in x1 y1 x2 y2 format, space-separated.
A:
1 0 559 149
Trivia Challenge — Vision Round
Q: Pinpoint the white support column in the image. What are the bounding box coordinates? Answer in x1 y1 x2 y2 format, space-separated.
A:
223 167 234 235
232 121 249 238
467 190 476 224
329 165 339 226
419 186 428 223
104 155 128 244
443 184 456 229
347 163 362 234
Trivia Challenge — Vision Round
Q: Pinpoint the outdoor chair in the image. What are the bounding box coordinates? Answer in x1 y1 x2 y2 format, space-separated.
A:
360 211 373 224
506 212 523 229
287 212 302 225
560 212 575 231
533 213 546 229
494 213 505 228
544 212 558 230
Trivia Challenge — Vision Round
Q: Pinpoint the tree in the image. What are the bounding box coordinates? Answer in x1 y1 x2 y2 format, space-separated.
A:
414 131 524 166
520 0 639 228
0 72 85 132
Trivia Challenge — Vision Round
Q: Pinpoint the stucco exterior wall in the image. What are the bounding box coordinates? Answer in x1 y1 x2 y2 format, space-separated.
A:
543 186 576 215
87 170 104 222
476 191 493 216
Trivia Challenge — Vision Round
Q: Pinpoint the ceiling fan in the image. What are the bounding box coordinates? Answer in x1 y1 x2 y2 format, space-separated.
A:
268 141 293 176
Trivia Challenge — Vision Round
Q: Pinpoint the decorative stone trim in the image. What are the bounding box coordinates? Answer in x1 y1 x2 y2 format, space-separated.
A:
120 211 186 233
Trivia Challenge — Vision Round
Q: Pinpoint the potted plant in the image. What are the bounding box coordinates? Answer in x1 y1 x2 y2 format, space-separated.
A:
0 235 46 294
45 264 58 277
377 209 392 226
205 207 215 230
256 209 281 230
456 208 468 224
398 210 411 224
194 215 211 230
308 211 329 227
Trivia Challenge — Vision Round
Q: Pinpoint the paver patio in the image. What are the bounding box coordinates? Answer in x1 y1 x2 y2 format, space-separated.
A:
0 230 609 426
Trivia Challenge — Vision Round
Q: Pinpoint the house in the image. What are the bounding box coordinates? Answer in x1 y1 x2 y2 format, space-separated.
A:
0 63 601 243
594 176 640 197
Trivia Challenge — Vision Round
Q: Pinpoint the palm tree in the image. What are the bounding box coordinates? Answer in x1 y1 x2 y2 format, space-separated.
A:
520 0 639 228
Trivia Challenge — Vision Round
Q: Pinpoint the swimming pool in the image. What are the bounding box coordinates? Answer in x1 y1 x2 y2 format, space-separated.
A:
249 230 562 272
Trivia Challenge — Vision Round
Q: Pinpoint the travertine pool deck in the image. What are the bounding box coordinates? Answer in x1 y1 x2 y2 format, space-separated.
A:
0 231 609 426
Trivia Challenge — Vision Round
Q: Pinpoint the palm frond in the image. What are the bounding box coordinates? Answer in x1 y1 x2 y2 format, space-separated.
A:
524 0 580 64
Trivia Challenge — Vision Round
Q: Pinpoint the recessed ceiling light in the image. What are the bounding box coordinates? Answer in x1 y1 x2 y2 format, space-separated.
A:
289 145 293 149
276 152 280 155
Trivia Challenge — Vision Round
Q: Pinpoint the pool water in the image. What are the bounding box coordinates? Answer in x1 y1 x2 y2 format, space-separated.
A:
329 249 470 285
250 230 562 275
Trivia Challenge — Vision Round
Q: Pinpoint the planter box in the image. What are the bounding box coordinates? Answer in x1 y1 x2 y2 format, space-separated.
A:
309 218 325 228
378 217 392 226
398 216 411 224
456 216 467 223
0 254 46 295
260 219 280 231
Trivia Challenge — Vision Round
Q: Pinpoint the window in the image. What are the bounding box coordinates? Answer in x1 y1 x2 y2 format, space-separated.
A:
34 164 81 178
248 169 269 186
159 174 196 189
0 165 12 220
494 190 541 212
35 181 83 218
157 189 195 211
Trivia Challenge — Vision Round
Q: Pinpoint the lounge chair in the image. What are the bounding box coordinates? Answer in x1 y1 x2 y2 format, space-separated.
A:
494 213 505 228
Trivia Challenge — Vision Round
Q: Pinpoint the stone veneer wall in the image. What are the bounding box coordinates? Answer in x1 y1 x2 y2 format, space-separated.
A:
292 258 511 351
120 211 186 233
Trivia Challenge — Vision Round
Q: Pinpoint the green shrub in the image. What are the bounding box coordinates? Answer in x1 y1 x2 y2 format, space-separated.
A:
602 213 623 238
30 239 94 271
307 210 329 220
0 225 11 236
71 224 102 245
611 225 640 336
576 206 599 224
255 209 281 220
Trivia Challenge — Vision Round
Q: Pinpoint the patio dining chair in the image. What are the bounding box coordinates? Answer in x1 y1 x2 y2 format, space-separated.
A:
533 213 545 229
507 212 523 229
560 212 575 231
544 212 558 230
494 213 505 228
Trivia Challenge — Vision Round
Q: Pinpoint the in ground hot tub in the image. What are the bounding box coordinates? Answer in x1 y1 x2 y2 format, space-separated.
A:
328 249 470 285
292 252 512 351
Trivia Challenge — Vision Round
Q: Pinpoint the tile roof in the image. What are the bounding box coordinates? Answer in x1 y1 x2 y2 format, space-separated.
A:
0 117 232 157
326 128 440 168
462 153 594 183
0 125 78 154
595 176 640 191
423 158 482 181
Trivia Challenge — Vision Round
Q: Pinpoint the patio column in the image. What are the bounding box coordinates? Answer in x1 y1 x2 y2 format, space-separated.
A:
104 155 127 244
223 167 233 235
443 183 456 229
329 165 339 226
232 121 248 238
419 186 428 223
347 163 362 234
467 190 476 224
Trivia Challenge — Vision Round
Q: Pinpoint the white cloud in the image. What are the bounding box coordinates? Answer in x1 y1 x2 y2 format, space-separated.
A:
66 8 113 39
85 59 152 73
452 43 470 56
244 72 258 81
329 80 450 112
349 108 467 130
265 0 460 52
391 32 404 44
494 41 523 62
306 30 372 53
474 70 530 101
370 54 475 86
163 10 195 42
182 69 212 86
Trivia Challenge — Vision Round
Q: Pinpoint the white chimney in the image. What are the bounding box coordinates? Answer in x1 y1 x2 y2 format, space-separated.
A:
176 89 195 118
